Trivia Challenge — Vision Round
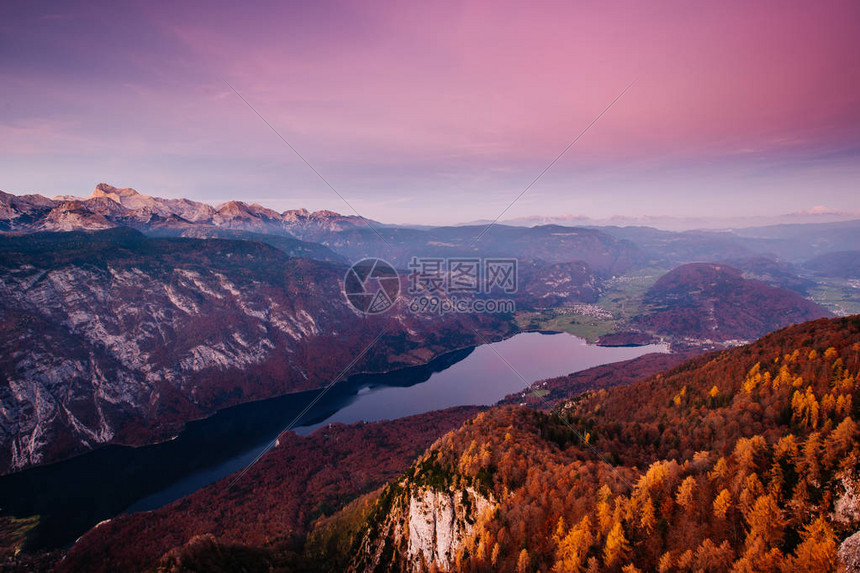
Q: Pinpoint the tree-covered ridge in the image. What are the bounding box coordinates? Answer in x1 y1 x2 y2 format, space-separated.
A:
339 316 860 572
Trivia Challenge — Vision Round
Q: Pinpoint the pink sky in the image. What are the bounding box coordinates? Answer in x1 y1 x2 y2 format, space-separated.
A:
1 0 859 224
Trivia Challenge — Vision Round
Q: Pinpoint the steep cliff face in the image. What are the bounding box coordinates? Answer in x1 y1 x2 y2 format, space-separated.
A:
405 486 494 571
837 476 860 572
0 229 512 473
349 479 494 573
841 531 860 572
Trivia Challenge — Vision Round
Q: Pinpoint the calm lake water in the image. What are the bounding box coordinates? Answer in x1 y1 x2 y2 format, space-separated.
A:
0 332 666 549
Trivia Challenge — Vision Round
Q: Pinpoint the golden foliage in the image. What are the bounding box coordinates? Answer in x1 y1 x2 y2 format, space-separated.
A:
554 515 593 573
604 522 630 568
675 476 696 510
713 489 732 520
782 517 839 573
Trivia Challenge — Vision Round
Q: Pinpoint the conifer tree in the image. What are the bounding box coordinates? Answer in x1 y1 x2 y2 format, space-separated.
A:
604 522 631 569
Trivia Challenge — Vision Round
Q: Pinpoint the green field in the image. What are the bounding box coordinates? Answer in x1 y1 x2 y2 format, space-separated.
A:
808 279 860 316
514 308 618 341
596 267 668 317
515 267 668 341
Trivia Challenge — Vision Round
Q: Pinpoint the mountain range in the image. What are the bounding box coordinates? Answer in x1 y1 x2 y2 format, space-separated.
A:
0 184 858 571
0 184 368 237
465 209 860 232
6 184 860 271
0 184 854 476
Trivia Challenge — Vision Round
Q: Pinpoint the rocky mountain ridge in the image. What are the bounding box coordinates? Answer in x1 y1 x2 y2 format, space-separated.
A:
0 184 367 236
0 185 646 275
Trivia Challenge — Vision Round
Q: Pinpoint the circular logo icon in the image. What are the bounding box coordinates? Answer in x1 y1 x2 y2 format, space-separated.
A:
344 258 400 314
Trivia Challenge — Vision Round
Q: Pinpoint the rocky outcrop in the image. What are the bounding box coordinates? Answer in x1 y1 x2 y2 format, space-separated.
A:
405 486 493 572
841 531 860 572
350 474 494 573
836 474 860 571
833 473 860 526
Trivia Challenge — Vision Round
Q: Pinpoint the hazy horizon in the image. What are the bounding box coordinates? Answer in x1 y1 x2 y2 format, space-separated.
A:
6 180 860 233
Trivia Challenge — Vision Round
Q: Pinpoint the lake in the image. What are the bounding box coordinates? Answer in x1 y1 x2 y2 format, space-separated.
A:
0 332 666 549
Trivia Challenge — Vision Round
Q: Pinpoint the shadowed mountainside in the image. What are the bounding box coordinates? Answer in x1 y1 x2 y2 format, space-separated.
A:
0 228 512 474
803 250 860 279
56 407 485 573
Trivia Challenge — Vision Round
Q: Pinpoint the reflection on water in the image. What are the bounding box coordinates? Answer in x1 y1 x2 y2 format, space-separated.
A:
0 332 666 549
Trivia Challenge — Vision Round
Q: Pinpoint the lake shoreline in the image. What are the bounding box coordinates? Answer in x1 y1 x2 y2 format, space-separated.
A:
0 332 668 551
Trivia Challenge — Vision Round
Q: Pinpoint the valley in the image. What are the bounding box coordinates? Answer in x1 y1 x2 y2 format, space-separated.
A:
0 185 858 572
51 316 860 573
5 3 859 571
0 332 664 552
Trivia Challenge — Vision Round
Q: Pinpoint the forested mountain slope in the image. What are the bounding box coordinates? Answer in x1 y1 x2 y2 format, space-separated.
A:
340 316 860 572
53 316 860 573
636 263 831 342
55 407 485 573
